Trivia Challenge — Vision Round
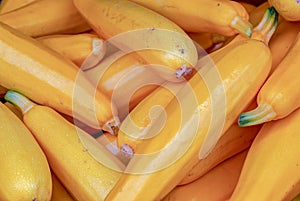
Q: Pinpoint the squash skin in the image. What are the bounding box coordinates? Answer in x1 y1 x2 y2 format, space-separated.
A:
23 106 124 201
73 0 198 82
127 0 252 37
0 22 119 134
105 37 273 201
238 32 300 127
4 91 126 201
230 107 300 201
0 102 52 201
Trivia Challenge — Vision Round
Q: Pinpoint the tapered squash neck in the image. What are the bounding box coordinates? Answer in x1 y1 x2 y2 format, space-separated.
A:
251 6 278 44
238 102 277 127
4 90 35 115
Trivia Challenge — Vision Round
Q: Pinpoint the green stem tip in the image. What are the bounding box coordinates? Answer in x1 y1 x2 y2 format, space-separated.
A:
230 16 253 37
253 6 279 43
238 102 277 127
4 90 34 115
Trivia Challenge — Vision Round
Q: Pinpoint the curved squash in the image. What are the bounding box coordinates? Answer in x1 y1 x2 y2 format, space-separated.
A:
0 102 52 201
128 0 252 37
106 13 275 201
238 32 300 126
73 0 198 82
5 90 125 201
0 22 119 134
231 107 300 201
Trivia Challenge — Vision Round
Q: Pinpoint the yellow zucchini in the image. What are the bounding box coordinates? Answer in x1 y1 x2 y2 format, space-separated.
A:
73 0 198 82
0 22 119 134
5 90 126 201
128 0 253 37
0 101 52 201
230 107 300 201
116 6 277 158
238 32 300 126
105 8 277 201
0 0 90 37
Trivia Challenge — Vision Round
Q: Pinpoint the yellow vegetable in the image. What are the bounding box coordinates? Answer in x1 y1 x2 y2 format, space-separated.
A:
73 0 198 82
116 6 277 158
238 32 300 126
0 101 52 201
5 90 126 201
183 9 279 181
128 0 253 37
105 8 277 201
0 22 119 134
230 107 300 201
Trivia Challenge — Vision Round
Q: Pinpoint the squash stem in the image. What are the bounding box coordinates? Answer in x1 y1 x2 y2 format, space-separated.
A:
230 16 253 37
120 143 134 159
265 8 278 43
252 6 278 44
92 38 106 57
4 90 35 115
238 102 277 127
103 117 121 136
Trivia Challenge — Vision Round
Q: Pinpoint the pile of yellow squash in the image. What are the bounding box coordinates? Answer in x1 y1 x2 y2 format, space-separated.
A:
0 0 300 200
